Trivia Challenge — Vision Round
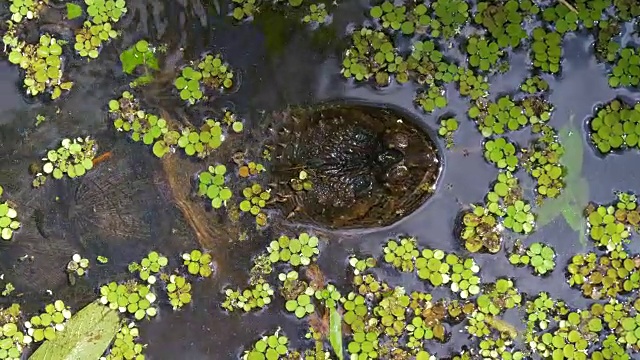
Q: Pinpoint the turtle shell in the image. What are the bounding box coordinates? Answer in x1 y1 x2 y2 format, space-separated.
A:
266 102 442 229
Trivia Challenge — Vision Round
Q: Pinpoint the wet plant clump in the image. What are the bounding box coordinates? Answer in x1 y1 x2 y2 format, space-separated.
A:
521 125 566 200
438 117 458 149
468 95 552 137
66 254 89 285
520 75 550 94
530 27 563 74
588 98 640 154
164 275 192 310
431 0 469 39
101 323 146 360
0 304 26 359
303 3 329 24
221 281 274 312
369 1 432 36
414 85 447 113
0 187 21 241
181 249 214 278
266 233 320 267
74 0 128 59
585 192 640 250
99 281 158 320
460 205 501 253
242 330 290 359
8 34 73 99
508 241 556 275
239 183 271 227
483 137 519 171
128 251 169 285
24 300 72 342
473 0 539 49
465 36 502 71
341 28 406 86
197 165 233 209
567 249 640 299
32 137 97 188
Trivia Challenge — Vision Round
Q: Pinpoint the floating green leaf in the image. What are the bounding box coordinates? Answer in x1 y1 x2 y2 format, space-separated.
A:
329 304 344 360
28 301 120 360
66 3 83 20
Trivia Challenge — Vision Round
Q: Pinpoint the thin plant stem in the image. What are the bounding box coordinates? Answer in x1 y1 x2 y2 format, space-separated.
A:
558 0 579 14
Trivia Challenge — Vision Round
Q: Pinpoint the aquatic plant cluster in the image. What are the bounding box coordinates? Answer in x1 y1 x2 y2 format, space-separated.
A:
2 0 129 99
0 186 21 241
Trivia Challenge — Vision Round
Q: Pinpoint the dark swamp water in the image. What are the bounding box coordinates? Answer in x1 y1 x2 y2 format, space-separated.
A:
0 0 640 359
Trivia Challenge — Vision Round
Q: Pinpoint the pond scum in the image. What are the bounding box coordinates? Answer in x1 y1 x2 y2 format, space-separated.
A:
1 0 640 359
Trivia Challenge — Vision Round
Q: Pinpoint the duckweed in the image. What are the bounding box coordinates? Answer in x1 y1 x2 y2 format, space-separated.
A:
341 28 406 86
239 183 271 227
9 0 45 23
32 137 97 188
266 233 320 267
414 85 447 113
509 242 555 275
468 95 552 137
221 280 274 312
25 300 72 342
238 162 265 178
588 99 640 154
585 192 639 250
369 1 431 36
303 3 328 24
460 205 501 253
431 0 469 39
284 287 315 319
242 330 290 360
165 275 192 310
182 249 214 278
102 323 146 360
231 0 257 21
0 188 21 241
197 54 235 90
99 281 158 320
521 75 550 94
466 36 502 71
567 249 640 299
197 165 232 209
128 251 169 284
530 27 563 74
0 304 25 359
483 137 518 171
609 48 640 88
438 117 458 149
66 254 89 285
474 0 538 49
74 0 128 59
8 34 73 99
522 125 566 199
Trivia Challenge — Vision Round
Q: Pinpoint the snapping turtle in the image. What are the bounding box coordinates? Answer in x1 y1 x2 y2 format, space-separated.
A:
262 102 442 229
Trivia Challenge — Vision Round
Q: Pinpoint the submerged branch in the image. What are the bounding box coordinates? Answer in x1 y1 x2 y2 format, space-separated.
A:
558 0 579 14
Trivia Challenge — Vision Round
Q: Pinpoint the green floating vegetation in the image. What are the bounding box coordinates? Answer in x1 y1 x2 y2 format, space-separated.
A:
530 27 563 74
460 205 501 253
414 85 447 113
588 98 640 154
0 186 21 241
341 28 405 86
7 34 73 99
468 94 552 137
369 1 432 36
165 275 192 310
608 47 640 88
284 285 315 319
29 301 120 360
508 241 556 275
174 54 235 104
520 75 550 94
74 0 128 59
382 237 481 298
32 136 97 188
181 249 214 277
431 0 469 39
99 281 158 320
25 300 72 342
567 248 640 299
221 280 274 312
0 304 26 359
585 192 639 251
128 251 169 284
119 39 160 77
197 165 233 209
438 117 459 149
231 0 258 21
465 36 503 71
483 137 519 171
66 3 83 20
102 323 146 360
266 233 320 267
66 253 89 285
303 3 328 24
242 330 290 360
109 91 240 159
8 0 45 23
473 0 538 49
239 183 271 227
522 125 567 200
238 161 266 178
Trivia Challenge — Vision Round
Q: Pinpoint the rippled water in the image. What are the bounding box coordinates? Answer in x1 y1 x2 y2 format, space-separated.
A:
1 0 640 359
